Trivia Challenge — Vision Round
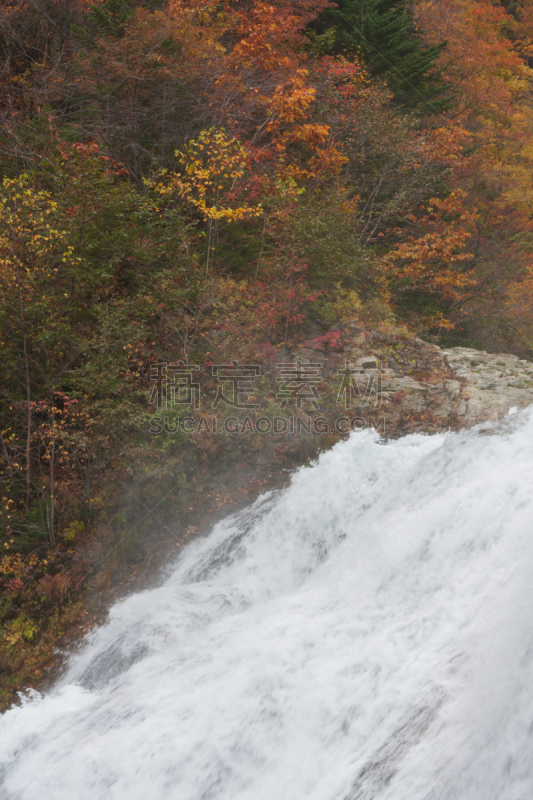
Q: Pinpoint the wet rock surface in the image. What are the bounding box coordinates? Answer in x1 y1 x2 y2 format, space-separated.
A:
375 340 533 425
441 347 533 422
294 327 533 429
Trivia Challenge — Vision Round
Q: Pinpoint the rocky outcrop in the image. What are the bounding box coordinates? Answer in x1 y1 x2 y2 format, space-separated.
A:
441 347 533 422
360 335 533 426
294 327 533 430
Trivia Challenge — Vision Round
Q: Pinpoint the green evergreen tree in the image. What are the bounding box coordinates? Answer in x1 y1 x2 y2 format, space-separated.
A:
315 0 451 113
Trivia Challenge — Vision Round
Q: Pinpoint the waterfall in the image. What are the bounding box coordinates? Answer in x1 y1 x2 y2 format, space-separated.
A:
2 409 533 800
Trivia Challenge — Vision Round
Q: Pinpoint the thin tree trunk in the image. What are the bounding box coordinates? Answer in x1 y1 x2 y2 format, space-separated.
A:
49 427 56 548
16 264 32 509
205 218 212 281
0 430 13 478
255 215 267 279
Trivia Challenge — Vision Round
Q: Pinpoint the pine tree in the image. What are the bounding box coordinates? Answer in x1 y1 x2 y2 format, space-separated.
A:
315 0 451 113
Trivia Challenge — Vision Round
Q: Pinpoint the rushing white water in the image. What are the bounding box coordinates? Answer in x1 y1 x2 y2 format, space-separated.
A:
2 409 533 800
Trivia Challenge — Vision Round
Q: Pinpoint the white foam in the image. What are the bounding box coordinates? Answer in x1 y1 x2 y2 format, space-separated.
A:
2 413 533 799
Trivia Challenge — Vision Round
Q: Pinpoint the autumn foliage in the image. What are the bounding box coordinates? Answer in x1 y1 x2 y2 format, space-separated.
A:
3 0 533 701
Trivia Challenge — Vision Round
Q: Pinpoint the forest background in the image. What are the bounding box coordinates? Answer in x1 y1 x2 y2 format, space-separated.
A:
2 0 533 703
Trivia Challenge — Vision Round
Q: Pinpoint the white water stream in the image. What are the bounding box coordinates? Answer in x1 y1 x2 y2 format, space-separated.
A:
2 409 533 799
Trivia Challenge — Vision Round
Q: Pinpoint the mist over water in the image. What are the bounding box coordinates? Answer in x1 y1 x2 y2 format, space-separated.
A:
2 409 533 799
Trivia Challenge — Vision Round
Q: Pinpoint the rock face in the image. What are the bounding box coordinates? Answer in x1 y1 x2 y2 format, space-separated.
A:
369 337 533 426
441 347 533 423
294 328 533 430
